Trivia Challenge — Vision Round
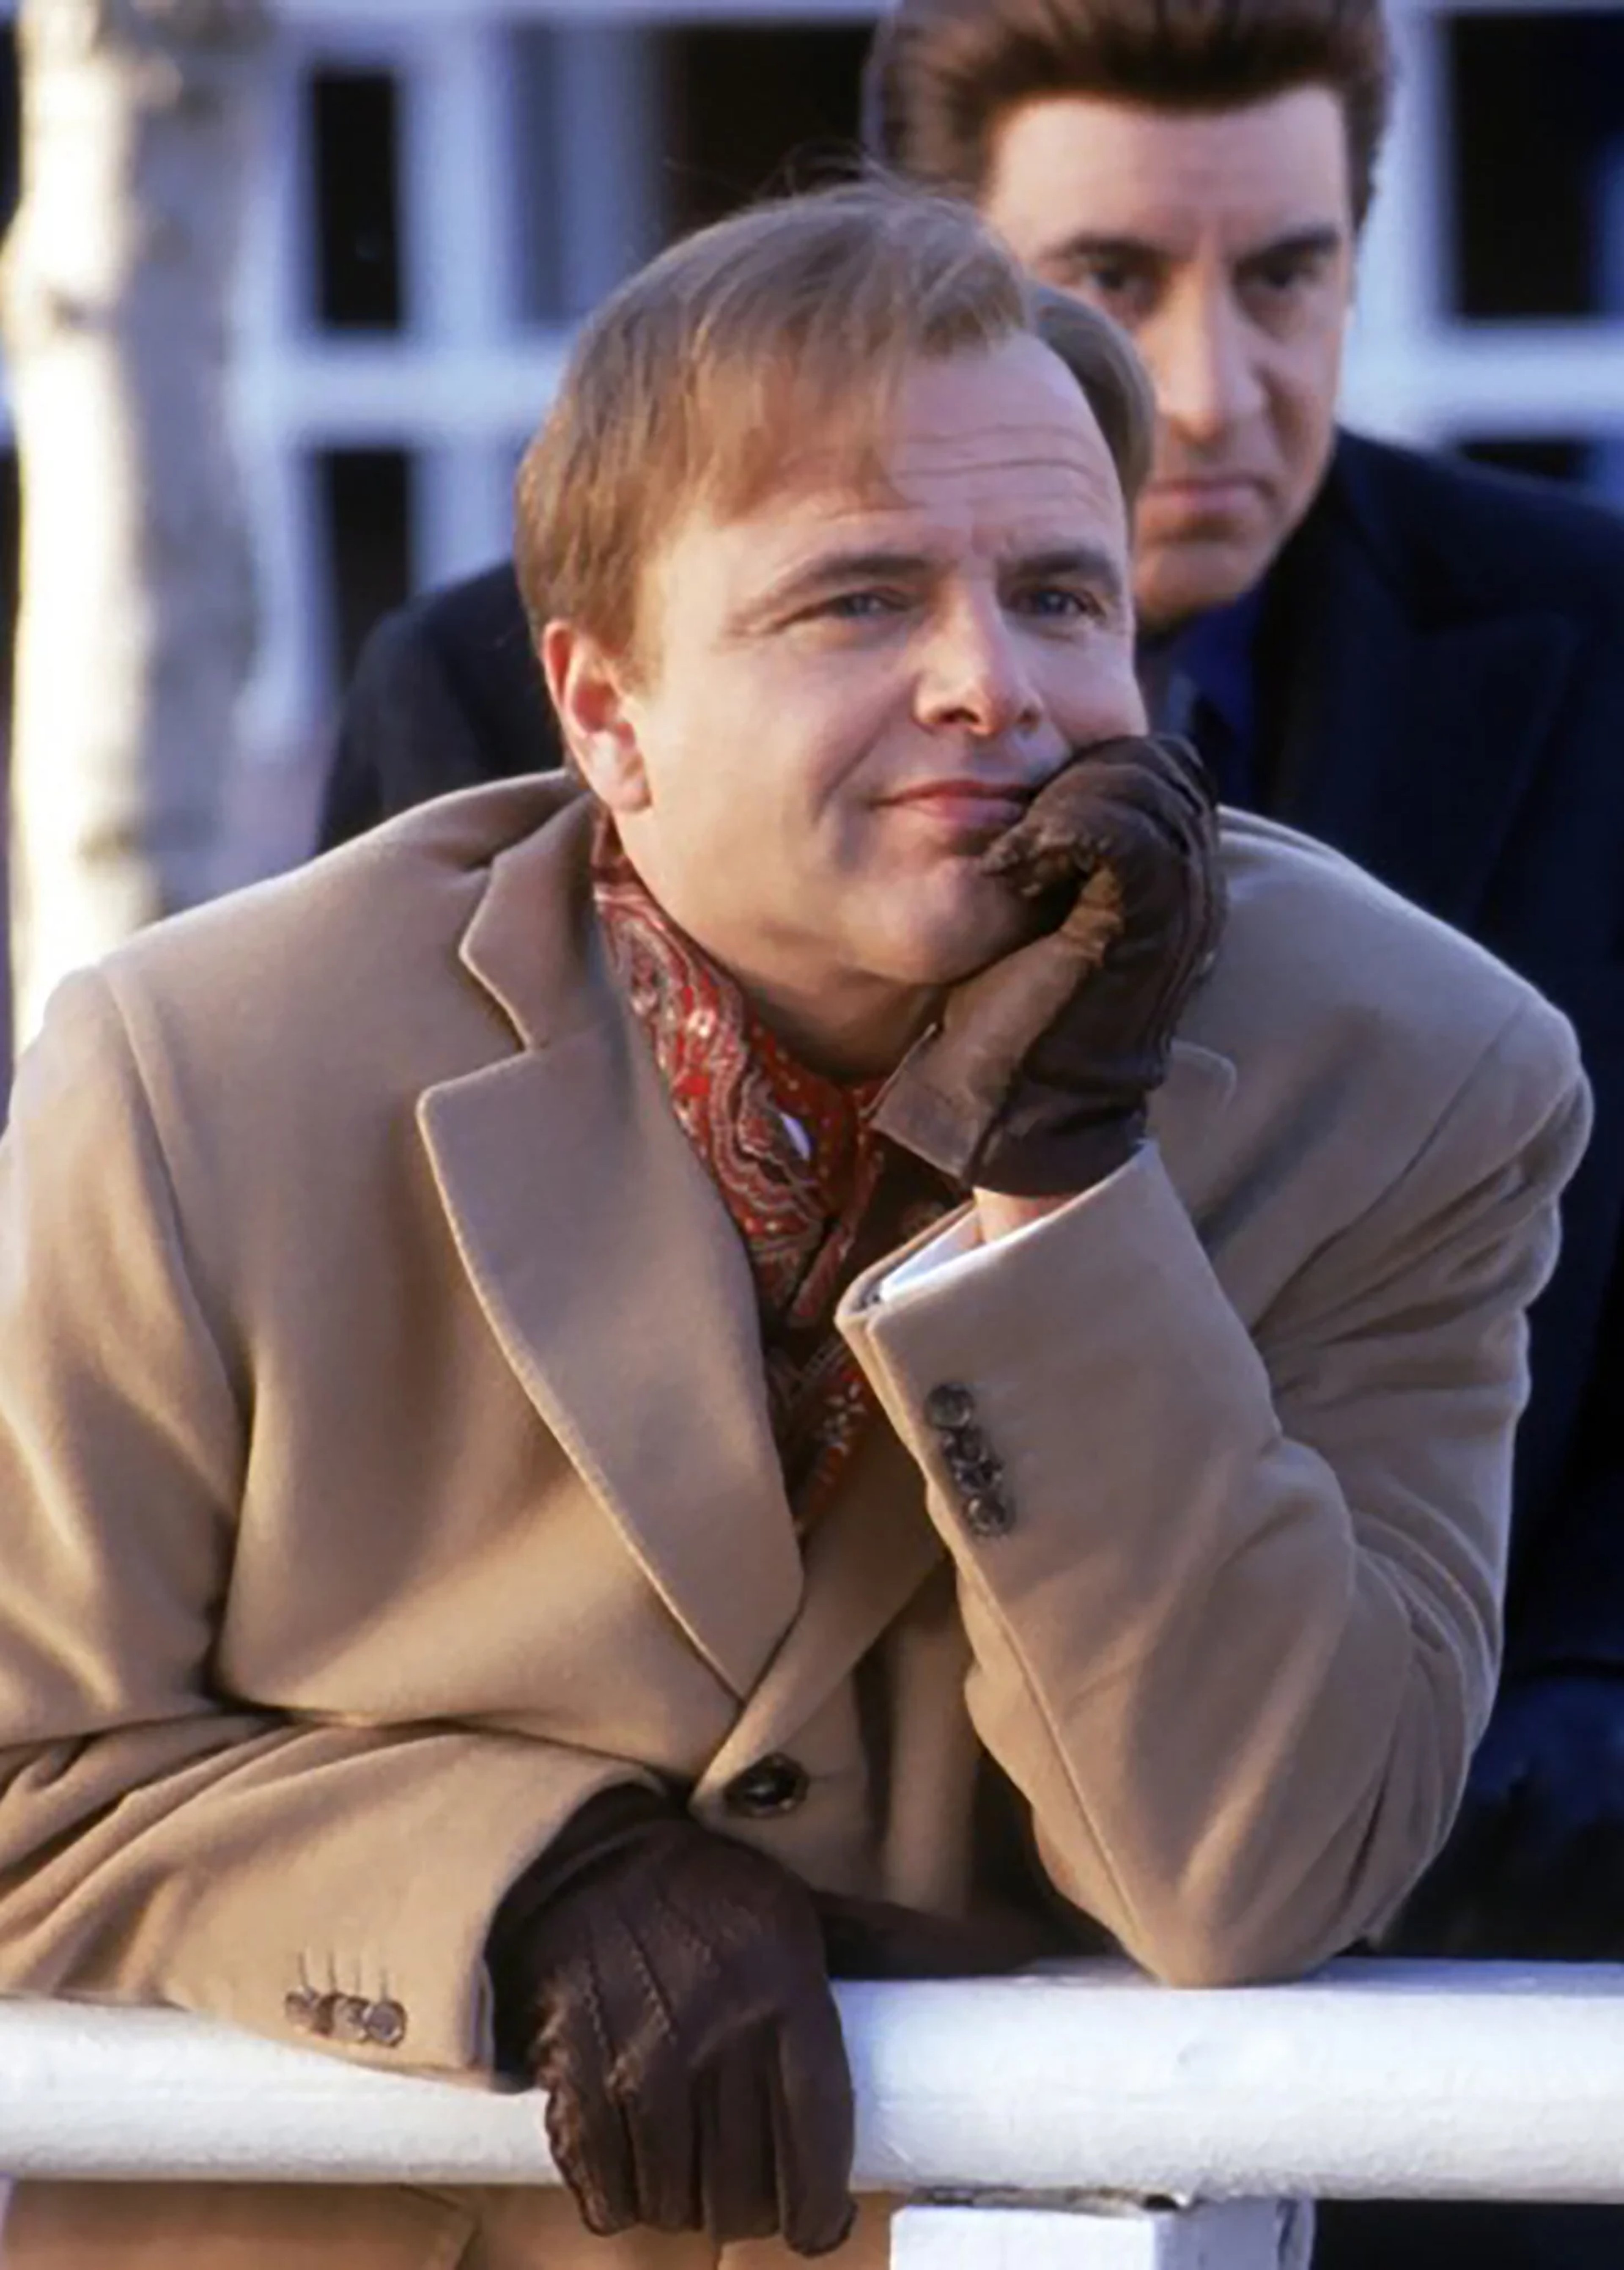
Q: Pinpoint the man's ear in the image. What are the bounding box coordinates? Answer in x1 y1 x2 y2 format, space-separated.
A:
540 621 651 813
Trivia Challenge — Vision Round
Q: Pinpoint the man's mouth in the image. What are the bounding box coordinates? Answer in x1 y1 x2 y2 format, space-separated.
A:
882 782 1036 844
885 778 1038 818
1142 474 1267 517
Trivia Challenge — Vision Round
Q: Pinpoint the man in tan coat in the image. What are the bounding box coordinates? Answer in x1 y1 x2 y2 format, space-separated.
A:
0 183 1590 2268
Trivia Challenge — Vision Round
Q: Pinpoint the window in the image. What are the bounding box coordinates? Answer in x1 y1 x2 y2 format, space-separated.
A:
310 67 406 332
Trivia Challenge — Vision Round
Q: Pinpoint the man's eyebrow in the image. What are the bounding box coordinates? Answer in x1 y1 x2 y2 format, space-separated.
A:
742 547 937 620
1039 223 1345 270
1039 230 1163 271
1237 224 1345 268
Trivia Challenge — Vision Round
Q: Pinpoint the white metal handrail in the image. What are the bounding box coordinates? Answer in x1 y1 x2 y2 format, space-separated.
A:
0 1959 1620 2194
5 1960 1621 2266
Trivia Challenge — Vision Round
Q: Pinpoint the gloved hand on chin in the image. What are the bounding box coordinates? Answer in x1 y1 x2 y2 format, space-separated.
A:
872 734 1225 1197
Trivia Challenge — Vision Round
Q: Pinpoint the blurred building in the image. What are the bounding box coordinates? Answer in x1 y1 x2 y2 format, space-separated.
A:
0 0 1621 787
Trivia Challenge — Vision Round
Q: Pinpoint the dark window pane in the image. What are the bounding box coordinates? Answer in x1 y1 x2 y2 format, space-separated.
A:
1455 436 1594 489
1448 14 1624 319
659 22 875 239
0 25 20 238
318 449 413 687
310 69 405 331
0 448 20 718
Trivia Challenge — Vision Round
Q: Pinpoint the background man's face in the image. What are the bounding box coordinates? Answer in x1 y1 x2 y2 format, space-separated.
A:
982 87 1357 632
555 336 1144 1068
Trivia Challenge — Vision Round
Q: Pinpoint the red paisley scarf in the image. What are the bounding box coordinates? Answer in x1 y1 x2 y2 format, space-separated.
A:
591 816 953 1526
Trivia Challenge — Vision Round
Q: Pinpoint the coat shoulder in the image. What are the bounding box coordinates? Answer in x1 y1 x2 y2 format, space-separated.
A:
1336 431 1624 632
351 563 531 698
80 778 584 1094
1202 811 1582 1110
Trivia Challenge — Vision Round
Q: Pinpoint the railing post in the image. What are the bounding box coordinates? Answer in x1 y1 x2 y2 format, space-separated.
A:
891 2198 1310 2269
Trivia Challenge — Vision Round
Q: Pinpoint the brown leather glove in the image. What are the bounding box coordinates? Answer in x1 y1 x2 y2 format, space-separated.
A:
872 734 1224 1196
486 1789 856 2256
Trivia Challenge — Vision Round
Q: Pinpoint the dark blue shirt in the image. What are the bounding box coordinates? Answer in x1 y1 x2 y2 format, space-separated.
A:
1137 582 1267 808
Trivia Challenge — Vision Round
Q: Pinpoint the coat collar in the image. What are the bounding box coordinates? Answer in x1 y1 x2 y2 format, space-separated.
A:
1267 431 1579 932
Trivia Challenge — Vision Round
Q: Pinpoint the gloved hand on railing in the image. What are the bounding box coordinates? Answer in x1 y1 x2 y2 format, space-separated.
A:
872 734 1225 1197
1381 1671 1624 1958
486 1786 856 2256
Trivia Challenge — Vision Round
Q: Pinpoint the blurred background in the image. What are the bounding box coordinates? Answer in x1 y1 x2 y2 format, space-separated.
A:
0 0 1622 987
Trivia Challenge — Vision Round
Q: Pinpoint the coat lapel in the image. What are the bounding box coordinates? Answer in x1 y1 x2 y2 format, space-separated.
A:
417 792 804 1701
1269 435 1578 932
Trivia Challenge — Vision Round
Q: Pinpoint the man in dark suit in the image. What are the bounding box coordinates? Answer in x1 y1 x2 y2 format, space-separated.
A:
319 0 1624 2109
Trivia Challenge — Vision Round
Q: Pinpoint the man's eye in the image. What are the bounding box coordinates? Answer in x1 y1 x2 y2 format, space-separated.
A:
1068 264 1158 324
1017 587 1100 622
1244 255 1328 310
819 590 903 621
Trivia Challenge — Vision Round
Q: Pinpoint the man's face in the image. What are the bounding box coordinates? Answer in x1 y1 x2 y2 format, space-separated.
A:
547 336 1143 1071
982 88 1356 632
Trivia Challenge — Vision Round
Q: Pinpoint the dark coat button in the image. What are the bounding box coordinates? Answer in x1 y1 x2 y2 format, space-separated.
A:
964 1490 1015 1538
924 1384 977 1431
942 1425 1000 1485
364 1999 408 2048
724 1753 810 1818
283 1987 323 2032
302 1992 339 2038
329 1995 373 2044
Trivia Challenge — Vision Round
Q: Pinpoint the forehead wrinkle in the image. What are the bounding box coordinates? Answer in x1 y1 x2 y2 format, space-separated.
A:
891 438 1105 470
765 457 1118 532
782 426 1107 492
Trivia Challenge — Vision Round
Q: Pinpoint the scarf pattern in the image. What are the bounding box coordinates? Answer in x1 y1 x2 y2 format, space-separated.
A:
591 819 952 1524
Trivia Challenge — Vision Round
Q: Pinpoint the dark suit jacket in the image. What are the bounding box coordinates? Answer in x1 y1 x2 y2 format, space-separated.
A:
317 426 1624 1698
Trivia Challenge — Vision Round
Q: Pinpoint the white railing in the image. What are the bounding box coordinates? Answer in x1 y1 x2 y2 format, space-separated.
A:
3 1960 1624 2266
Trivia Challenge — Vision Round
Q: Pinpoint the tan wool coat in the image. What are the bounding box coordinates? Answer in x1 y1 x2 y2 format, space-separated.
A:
0 779 1589 2269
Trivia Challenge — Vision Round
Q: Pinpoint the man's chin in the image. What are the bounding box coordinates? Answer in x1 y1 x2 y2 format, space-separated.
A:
1134 531 1276 631
883 890 1044 987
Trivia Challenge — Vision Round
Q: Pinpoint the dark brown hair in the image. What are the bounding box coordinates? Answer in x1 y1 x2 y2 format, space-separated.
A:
863 0 1394 227
515 178 1153 668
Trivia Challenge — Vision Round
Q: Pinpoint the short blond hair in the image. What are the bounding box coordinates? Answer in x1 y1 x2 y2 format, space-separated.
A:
514 177 1153 669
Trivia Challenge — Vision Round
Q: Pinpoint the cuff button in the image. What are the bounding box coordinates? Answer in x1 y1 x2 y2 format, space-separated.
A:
964 1490 1015 1538
329 1995 373 2045
365 1999 408 2048
924 1383 977 1431
283 1987 323 2032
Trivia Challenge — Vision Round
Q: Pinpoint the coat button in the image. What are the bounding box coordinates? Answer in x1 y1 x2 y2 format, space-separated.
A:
329 1994 373 2045
283 1987 323 2032
724 1753 810 1818
964 1489 1015 1539
302 1992 339 2038
364 1999 408 2049
924 1383 977 1431
942 1426 1000 1487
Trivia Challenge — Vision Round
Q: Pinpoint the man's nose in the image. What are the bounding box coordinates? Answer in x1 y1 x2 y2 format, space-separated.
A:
1149 285 1266 447
916 598 1042 737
